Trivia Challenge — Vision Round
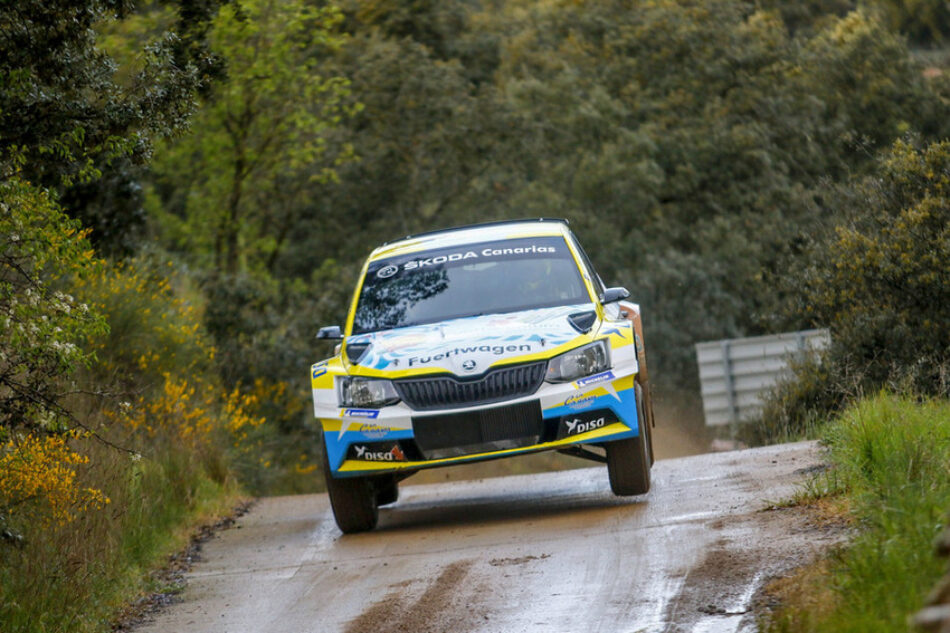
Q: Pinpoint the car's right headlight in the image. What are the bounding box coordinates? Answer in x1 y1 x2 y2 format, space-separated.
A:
337 377 400 408
545 340 611 383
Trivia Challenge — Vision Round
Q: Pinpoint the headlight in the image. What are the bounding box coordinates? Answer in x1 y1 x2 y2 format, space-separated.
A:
338 377 400 408
545 340 610 383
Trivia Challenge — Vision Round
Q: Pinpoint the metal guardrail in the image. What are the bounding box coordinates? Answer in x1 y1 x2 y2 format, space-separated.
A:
695 329 831 427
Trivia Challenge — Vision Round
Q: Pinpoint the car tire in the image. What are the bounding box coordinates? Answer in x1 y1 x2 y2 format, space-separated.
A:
640 382 656 466
375 476 399 507
322 433 378 533
606 384 651 496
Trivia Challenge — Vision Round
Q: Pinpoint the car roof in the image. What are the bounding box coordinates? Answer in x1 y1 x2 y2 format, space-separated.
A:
368 219 572 262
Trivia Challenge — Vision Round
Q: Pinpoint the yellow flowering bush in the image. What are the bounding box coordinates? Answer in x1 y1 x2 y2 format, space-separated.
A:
0 432 109 526
73 261 216 386
107 373 264 455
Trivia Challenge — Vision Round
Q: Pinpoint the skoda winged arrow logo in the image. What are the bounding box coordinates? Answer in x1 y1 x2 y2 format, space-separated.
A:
376 264 398 279
461 359 477 372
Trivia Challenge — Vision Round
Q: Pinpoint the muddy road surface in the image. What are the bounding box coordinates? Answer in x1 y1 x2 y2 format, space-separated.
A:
138 441 837 633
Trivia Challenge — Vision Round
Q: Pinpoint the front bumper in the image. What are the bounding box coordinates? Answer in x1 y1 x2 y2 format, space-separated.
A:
319 367 640 478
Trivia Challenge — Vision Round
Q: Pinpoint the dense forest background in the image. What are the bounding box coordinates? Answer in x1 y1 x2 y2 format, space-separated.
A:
1 1 948 629
141 0 950 443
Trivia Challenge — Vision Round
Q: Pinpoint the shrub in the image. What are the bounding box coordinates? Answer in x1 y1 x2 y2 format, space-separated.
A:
1 257 256 632
73 259 216 390
0 177 108 535
762 139 950 438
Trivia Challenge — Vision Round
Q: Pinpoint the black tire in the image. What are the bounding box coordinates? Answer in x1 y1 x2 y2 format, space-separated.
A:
322 434 378 533
606 384 651 496
375 476 399 507
640 382 656 466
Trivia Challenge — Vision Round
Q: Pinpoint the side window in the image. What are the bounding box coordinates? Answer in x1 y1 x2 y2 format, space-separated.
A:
569 232 606 300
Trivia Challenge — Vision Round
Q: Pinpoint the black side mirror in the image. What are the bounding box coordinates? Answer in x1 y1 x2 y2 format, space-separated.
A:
316 325 343 340
601 287 630 304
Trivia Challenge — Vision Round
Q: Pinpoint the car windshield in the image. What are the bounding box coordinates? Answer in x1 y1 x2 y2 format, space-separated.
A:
352 236 590 334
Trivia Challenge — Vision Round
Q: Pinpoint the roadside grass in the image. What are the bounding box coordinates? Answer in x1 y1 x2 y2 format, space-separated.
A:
0 261 249 633
764 393 950 633
0 437 242 633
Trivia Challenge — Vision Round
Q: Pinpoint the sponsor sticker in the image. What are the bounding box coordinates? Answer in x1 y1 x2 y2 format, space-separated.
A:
312 362 328 379
353 444 406 462
399 245 556 273
359 423 389 439
574 370 616 388
564 394 595 410
343 408 379 419
556 410 616 439
564 416 607 436
365 238 564 286
408 343 533 367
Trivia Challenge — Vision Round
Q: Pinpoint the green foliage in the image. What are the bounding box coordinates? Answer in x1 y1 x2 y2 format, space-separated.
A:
0 1 199 185
150 0 359 275
74 259 216 389
868 0 950 44
767 393 950 633
285 1 945 395
0 0 227 255
0 178 106 439
0 255 258 631
747 353 843 445
766 139 950 436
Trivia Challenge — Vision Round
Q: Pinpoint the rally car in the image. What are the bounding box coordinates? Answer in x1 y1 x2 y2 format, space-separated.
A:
312 218 655 533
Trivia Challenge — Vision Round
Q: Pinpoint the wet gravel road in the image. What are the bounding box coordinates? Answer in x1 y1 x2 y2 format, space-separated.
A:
137 441 836 633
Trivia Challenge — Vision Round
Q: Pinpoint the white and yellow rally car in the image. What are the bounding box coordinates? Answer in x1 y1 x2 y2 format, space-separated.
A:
312 219 655 532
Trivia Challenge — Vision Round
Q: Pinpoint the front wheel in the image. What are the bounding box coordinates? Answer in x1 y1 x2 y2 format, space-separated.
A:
606 384 652 496
322 433 378 533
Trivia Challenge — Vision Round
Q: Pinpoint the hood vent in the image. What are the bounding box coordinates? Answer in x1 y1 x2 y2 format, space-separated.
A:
568 310 598 334
345 342 371 364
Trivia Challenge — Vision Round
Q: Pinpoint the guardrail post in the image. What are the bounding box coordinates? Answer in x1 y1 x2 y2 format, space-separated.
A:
720 340 738 426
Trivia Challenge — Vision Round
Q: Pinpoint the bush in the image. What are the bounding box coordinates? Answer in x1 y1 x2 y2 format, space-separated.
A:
0 257 263 632
74 259 216 389
762 139 950 438
0 177 108 536
868 0 950 44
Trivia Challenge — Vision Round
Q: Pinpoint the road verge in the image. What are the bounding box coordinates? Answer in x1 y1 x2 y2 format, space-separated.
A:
760 393 950 633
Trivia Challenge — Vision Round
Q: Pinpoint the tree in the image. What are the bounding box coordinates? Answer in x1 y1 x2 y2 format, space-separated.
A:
799 139 950 393
151 0 359 275
0 0 227 254
0 0 219 184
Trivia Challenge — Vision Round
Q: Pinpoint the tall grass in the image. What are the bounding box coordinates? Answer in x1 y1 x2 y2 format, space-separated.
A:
768 393 950 633
0 441 239 632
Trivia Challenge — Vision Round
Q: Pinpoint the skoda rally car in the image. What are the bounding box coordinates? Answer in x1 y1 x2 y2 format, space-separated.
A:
312 219 655 533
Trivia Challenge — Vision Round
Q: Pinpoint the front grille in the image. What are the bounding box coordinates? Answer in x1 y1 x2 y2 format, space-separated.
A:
394 361 547 411
412 400 543 460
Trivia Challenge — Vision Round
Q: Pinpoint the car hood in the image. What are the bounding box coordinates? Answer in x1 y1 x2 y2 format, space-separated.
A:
346 303 598 375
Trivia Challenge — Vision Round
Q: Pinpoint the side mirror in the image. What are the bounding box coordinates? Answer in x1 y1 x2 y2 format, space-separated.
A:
316 325 343 340
601 287 630 304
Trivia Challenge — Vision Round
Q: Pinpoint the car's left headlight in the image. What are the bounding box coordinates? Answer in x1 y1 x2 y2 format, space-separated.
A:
338 377 400 408
545 340 610 383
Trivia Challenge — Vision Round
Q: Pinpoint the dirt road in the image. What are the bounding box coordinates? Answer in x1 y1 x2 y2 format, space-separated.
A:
137 441 836 633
